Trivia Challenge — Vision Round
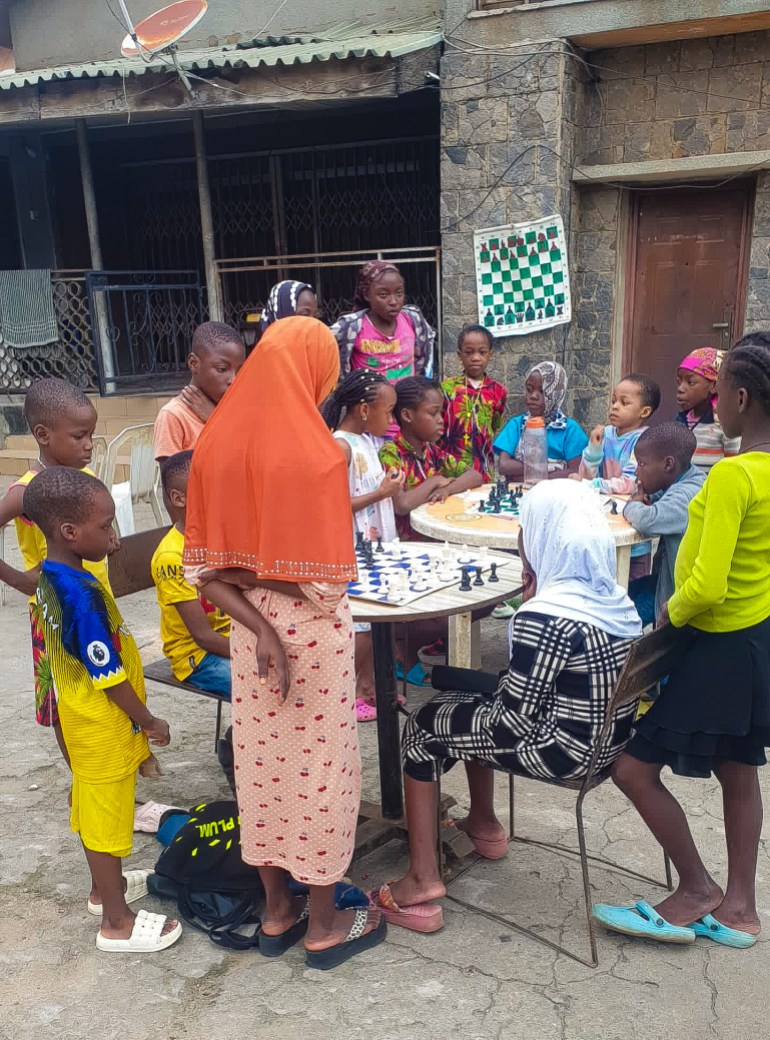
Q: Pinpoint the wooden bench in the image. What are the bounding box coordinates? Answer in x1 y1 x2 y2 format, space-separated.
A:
108 526 228 750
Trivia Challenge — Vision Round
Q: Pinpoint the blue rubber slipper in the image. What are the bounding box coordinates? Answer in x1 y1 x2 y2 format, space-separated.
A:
592 900 696 944
688 913 758 949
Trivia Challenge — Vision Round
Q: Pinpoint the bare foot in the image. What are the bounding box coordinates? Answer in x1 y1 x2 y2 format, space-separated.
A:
711 899 761 935
386 873 446 908
100 909 179 940
654 881 724 927
139 754 164 779
455 815 506 844
261 894 307 937
304 906 382 952
356 674 376 704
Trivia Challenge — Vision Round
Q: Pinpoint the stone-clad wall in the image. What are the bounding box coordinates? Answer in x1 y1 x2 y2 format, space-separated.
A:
440 28 770 429
440 41 582 416
580 32 770 165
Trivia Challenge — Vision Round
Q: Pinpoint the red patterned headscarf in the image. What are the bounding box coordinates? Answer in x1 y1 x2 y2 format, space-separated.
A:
353 260 401 309
678 347 724 409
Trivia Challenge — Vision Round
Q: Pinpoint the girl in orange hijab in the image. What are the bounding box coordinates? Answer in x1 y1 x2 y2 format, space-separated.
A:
184 316 385 969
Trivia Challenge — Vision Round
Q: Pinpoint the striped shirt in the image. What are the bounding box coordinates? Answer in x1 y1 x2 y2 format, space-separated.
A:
676 408 740 472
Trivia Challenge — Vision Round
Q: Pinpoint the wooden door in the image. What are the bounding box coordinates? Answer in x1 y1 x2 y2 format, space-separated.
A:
625 188 750 420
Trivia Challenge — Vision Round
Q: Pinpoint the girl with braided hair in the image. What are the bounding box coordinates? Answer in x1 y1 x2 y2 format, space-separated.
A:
594 331 770 950
323 370 404 720
330 261 436 437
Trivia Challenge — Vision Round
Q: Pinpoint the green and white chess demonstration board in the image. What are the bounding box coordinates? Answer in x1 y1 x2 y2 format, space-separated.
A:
474 215 572 337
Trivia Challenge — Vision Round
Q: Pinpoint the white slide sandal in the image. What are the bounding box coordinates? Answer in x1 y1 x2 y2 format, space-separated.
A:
96 909 182 953
87 868 154 916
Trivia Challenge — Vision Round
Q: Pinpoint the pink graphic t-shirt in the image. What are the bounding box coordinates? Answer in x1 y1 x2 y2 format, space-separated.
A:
351 311 416 437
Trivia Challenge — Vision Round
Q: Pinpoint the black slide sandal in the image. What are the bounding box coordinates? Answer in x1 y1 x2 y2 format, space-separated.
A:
305 908 387 971
259 899 310 957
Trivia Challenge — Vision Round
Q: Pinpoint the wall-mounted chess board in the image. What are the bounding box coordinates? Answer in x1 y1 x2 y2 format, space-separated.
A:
474 216 571 337
350 539 511 606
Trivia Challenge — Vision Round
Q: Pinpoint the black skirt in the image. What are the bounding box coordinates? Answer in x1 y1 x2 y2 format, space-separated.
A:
626 615 770 777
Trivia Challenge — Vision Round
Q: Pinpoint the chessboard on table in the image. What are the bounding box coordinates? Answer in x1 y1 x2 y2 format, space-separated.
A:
350 535 510 606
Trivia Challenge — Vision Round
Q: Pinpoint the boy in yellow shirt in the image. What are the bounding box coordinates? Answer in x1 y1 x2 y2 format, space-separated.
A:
0 378 113 764
24 467 181 953
151 451 231 695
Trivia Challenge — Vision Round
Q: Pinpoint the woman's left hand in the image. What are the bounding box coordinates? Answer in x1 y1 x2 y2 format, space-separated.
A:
256 625 290 701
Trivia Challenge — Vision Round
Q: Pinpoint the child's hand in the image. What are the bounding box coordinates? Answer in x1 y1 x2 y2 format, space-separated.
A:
256 626 290 702
589 425 605 447
179 385 216 423
629 485 650 504
378 469 405 499
143 716 171 746
427 476 454 503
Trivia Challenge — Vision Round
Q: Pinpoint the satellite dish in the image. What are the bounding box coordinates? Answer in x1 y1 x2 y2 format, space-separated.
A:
121 0 208 59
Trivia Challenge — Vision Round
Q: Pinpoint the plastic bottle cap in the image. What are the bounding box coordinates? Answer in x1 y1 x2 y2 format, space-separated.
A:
525 416 545 428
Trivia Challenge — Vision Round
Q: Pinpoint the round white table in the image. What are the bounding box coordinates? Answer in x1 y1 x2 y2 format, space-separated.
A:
411 487 646 588
350 547 524 820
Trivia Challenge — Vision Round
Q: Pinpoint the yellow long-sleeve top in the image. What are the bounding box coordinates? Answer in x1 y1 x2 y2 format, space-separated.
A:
669 453 770 632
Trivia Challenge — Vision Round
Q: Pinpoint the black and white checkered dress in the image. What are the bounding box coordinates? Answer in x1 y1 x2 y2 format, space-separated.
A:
402 611 636 783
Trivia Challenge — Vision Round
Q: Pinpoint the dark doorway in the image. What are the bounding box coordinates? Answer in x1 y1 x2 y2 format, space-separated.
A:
624 186 750 420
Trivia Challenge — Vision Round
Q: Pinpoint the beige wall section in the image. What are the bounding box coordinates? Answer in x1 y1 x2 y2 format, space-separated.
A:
8 0 438 71
0 393 173 476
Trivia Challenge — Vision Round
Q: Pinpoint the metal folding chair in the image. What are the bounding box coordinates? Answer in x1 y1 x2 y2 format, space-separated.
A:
442 624 688 968
101 424 164 533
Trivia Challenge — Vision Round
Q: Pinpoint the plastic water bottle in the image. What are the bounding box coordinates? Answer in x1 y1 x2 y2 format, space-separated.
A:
521 416 548 487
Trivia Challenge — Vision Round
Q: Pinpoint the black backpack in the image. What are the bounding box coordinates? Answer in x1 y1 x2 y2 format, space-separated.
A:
149 800 264 951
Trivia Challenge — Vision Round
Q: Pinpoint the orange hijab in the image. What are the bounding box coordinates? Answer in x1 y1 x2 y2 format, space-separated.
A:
184 317 356 583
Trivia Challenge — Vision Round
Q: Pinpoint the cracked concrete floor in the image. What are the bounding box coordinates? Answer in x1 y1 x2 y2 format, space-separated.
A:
1 488 768 1040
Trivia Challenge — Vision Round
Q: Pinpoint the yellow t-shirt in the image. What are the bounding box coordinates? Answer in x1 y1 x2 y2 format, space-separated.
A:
151 525 230 680
670 453 770 633
35 559 149 783
11 468 111 602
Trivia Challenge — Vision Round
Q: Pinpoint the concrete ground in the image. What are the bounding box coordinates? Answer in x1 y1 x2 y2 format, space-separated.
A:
1 485 768 1040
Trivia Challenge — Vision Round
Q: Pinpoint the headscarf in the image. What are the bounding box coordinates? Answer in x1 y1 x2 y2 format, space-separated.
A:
678 347 723 410
184 317 356 583
516 481 642 640
526 360 568 428
353 260 400 310
259 280 315 332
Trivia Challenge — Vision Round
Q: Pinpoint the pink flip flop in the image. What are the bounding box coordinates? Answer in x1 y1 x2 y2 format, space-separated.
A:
369 883 444 933
355 699 377 723
448 820 509 860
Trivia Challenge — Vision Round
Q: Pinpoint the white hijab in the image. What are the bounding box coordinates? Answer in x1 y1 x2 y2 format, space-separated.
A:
515 481 642 640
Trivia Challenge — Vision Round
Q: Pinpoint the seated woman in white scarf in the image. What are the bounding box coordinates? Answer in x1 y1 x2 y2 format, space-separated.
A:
369 480 642 933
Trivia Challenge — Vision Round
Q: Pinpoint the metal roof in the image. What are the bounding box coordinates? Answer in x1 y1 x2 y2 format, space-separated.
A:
0 26 442 91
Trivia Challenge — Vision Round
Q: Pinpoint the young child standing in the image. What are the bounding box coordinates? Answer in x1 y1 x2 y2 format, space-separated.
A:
152 451 231 696
323 370 405 721
623 423 705 626
379 377 483 540
331 261 437 436
676 347 741 471
579 373 661 494
441 325 508 483
0 379 113 764
494 361 587 480
24 467 181 952
153 321 245 463
594 333 770 949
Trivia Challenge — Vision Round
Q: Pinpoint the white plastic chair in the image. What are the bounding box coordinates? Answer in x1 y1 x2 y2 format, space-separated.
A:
101 424 164 535
90 435 108 482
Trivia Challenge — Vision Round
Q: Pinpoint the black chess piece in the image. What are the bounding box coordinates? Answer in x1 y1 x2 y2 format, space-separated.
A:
497 478 507 497
459 567 472 591
376 536 384 552
355 530 364 551
488 563 499 583
492 500 502 514
473 567 484 586
610 500 618 516
478 499 487 513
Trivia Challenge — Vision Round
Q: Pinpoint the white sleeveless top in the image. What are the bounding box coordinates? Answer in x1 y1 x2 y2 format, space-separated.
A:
334 430 396 543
